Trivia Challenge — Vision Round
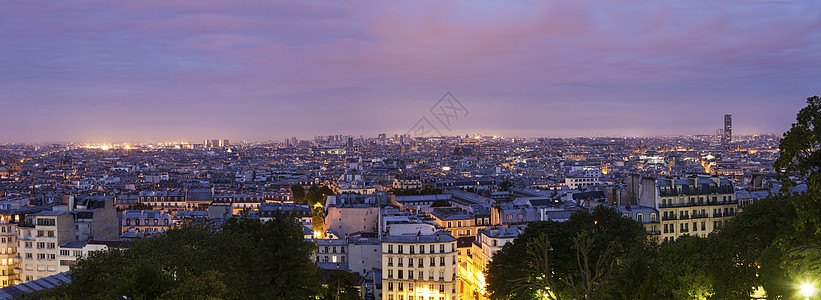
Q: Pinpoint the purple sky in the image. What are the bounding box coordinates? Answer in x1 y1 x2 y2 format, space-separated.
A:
1 1 819 143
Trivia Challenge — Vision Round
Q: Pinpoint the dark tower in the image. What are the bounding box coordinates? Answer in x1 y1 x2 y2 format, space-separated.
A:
722 114 732 147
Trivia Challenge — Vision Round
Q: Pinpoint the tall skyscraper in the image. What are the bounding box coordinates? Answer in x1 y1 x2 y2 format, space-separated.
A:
723 114 732 146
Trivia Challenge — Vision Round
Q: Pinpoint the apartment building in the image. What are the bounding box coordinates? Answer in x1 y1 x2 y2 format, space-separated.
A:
461 227 522 300
638 175 738 241
121 210 173 235
0 215 17 287
382 231 459 300
17 211 76 283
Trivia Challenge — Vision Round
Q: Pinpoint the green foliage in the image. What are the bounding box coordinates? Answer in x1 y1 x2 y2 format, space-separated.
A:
291 184 306 203
126 202 154 210
486 206 645 300
322 270 362 300
33 214 322 300
773 95 821 192
773 96 821 239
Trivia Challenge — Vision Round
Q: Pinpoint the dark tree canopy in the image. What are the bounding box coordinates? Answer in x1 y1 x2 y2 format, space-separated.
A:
774 95 821 193
486 206 645 300
35 214 322 299
291 184 306 203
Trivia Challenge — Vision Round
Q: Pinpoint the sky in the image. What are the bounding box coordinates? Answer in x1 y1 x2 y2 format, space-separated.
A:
1 0 820 143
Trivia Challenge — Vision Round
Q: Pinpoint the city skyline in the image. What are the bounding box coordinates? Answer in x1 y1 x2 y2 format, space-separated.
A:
2 1 819 142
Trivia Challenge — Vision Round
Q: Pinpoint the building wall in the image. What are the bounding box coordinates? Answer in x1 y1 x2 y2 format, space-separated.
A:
0 216 17 287
19 213 76 282
382 240 459 300
348 240 381 276
325 206 380 238
90 199 120 240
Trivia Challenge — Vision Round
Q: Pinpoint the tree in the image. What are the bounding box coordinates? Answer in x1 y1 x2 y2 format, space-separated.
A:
486 206 645 299
774 96 821 191
33 213 322 299
322 270 362 300
305 185 334 238
773 96 821 239
291 185 306 203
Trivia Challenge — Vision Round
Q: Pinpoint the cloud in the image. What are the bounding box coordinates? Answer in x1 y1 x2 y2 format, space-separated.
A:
0 0 818 141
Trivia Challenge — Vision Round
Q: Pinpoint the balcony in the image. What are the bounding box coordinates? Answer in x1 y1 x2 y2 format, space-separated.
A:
661 216 677 221
659 199 739 208
646 230 661 235
691 213 709 219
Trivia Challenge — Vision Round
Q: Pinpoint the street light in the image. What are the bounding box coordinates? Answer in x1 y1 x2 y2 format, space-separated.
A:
801 283 815 299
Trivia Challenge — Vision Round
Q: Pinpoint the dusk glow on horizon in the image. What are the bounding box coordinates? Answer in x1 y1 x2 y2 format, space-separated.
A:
1 0 819 142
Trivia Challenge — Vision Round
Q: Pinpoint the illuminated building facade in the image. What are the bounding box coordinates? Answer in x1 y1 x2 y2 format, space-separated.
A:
17 211 76 283
461 227 522 300
382 231 459 300
0 214 19 287
640 175 738 241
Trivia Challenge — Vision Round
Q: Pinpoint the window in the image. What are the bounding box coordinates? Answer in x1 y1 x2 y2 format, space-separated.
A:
388 245 393 253
60 250 69 256
440 256 445 266
388 269 393 279
398 245 403 254
419 271 424 279
440 244 445 253
126 219 131 226
636 214 643 223
388 282 393 291
398 270 403 279
430 257 435 267
430 245 435 253
388 257 393 266
410 245 414 254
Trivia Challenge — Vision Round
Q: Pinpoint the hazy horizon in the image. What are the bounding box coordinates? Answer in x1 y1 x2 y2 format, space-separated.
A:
2 1 818 143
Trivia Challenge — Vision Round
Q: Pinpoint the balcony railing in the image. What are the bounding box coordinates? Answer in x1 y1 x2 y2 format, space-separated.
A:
659 200 739 208
646 230 661 235
691 213 709 219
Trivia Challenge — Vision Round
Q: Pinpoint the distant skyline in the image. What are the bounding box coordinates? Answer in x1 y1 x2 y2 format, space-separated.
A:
2 1 819 143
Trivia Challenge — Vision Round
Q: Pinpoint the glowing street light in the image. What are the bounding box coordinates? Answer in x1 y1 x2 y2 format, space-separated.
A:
801 282 815 299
